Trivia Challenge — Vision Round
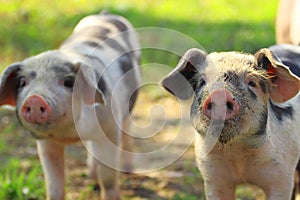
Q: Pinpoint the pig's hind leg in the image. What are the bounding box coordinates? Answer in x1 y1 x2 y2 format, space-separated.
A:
121 115 134 173
87 126 122 200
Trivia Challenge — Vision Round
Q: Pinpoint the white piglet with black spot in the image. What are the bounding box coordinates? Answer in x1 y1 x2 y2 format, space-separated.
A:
0 12 141 200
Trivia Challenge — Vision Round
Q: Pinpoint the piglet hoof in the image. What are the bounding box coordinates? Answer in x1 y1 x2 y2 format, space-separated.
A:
92 183 100 192
122 162 133 174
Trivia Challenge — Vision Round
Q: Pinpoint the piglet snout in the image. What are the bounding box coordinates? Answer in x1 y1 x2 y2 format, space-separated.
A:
202 89 239 120
21 94 51 124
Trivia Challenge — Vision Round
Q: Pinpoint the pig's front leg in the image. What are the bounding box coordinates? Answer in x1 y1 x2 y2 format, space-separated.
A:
199 163 236 199
264 185 293 200
261 177 294 200
87 144 120 200
37 140 65 200
97 160 120 200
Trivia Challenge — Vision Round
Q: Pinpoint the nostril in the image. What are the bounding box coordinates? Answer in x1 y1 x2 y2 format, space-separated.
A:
207 102 213 110
26 107 31 113
40 107 45 113
226 101 234 111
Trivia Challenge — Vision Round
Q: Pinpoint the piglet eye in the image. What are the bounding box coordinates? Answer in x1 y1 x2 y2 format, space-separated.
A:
63 76 75 88
248 81 257 87
17 77 27 89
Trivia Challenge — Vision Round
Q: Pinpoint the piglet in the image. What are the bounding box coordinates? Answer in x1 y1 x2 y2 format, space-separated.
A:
162 47 300 199
0 12 141 200
269 44 300 200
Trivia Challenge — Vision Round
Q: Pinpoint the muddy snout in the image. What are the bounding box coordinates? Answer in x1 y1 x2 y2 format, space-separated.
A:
202 89 239 120
21 94 52 124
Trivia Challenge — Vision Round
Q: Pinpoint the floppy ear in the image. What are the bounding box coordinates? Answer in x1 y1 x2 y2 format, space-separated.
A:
74 62 106 105
255 48 300 103
0 63 22 106
161 48 207 100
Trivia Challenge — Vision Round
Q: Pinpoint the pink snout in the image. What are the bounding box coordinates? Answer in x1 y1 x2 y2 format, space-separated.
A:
202 89 239 120
21 94 51 124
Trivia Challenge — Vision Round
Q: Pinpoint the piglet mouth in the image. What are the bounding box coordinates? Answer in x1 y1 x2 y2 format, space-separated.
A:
217 119 242 144
196 116 241 145
29 131 52 139
219 132 236 144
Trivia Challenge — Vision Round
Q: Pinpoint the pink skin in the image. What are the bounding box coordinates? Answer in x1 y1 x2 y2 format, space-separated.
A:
21 94 51 124
202 89 239 120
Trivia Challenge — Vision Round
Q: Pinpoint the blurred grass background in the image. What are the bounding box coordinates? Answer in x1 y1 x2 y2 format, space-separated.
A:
0 0 278 199
0 0 277 69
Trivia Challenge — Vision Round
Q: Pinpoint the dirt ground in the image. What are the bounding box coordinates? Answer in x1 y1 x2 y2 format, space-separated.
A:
64 89 205 199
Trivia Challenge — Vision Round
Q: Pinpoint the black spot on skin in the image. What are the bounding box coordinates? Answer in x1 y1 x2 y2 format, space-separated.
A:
52 63 76 76
221 71 241 87
116 54 139 112
190 95 200 119
96 28 111 39
82 54 104 65
269 99 294 121
105 18 128 32
254 111 267 135
84 41 102 48
281 59 300 77
62 62 75 69
100 20 133 52
105 38 127 53
269 45 300 78
247 88 257 99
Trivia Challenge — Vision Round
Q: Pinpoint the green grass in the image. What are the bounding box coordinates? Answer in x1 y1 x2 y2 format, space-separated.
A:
0 0 278 199
0 159 45 200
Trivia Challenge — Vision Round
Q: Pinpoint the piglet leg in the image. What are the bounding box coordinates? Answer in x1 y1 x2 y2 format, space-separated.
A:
37 140 65 200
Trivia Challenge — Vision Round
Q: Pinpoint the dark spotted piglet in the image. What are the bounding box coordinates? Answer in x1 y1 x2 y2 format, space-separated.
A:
162 47 300 199
269 44 300 200
0 12 141 200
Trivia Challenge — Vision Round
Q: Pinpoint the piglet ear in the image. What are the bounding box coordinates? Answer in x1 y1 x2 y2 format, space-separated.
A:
161 48 207 100
255 48 300 103
0 63 22 106
74 62 106 105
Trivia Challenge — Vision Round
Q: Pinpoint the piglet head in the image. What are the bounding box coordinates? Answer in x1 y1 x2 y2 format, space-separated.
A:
0 51 106 139
162 48 299 144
